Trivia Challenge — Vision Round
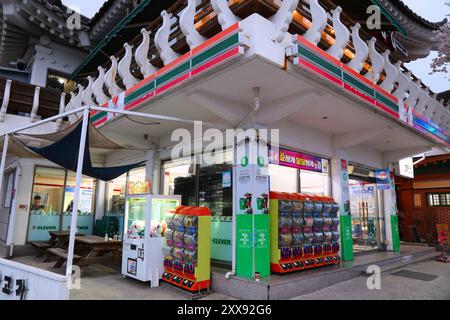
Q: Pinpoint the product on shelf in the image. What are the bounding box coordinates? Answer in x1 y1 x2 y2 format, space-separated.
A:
270 192 340 274
162 206 211 292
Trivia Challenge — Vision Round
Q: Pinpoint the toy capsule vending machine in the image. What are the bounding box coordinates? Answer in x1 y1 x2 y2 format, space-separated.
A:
302 196 315 268
321 197 334 264
162 206 211 292
271 192 309 273
269 192 290 273
291 194 305 263
122 194 181 287
311 196 325 265
330 199 341 263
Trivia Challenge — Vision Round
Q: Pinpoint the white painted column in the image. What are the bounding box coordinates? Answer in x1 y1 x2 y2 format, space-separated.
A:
145 150 156 193
382 163 398 251
152 152 161 195
331 149 353 261
95 180 106 220
331 149 350 214
0 134 10 201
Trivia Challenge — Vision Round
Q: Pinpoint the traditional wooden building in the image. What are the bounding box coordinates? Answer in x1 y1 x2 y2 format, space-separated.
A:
396 153 450 243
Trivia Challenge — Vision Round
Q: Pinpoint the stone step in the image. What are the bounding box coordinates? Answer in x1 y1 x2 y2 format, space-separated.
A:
211 246 436 300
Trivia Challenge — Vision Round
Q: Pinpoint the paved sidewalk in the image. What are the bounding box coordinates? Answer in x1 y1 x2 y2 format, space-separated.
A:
293 259 450 300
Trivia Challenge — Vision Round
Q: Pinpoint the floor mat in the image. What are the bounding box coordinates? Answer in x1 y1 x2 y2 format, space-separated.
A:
391 270 438 281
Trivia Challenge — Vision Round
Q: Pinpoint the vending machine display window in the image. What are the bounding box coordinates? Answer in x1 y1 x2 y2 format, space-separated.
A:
126 197 147 238
122 194 181 286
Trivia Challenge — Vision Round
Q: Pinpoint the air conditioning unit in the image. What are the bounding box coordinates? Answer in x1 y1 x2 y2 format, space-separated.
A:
348 165 371 177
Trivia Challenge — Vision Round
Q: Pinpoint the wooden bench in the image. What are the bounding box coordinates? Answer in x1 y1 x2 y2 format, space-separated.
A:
30 241 53 257
47 248 81 268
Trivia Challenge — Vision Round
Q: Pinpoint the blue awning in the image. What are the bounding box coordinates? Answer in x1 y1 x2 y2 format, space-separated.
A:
16 120 144 181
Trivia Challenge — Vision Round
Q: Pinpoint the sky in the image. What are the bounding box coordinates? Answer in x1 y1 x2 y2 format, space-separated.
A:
62 0 449 93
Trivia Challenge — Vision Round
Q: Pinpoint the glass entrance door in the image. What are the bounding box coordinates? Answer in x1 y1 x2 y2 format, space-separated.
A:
349 179 383 252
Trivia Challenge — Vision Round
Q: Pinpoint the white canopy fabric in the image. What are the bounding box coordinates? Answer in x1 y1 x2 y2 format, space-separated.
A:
15 119 125 150
0 135 40 158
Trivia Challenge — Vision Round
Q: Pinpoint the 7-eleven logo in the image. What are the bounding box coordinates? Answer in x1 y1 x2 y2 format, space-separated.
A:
107 92 125 120
400 102 413 126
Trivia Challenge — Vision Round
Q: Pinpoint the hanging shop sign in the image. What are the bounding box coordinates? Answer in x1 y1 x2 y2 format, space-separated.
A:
270 148 326 173
395 157 414 179
375 169 391 190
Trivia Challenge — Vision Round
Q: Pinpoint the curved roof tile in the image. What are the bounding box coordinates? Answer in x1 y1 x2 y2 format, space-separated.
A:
390 0 447 30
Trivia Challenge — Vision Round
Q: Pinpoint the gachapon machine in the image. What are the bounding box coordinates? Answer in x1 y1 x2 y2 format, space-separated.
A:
162 206 211 292
291 226 304 259
302 195 315 263
311 196 325 258
330 199 341 256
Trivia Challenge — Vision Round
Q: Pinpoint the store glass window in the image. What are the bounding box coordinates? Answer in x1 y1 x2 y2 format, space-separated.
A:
162 159 196 206
300 170 330 196
103 174 127 238
106 174 127 214
269 164 298 193
27 167 65 241
199 164 233 217
162 154 234 264
27 167 98 242
199 161 233 264
428 193 450 207
61 172 96 235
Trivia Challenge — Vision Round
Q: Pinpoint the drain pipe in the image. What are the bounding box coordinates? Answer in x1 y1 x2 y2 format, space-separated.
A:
225 88 261 280
226 160 238 279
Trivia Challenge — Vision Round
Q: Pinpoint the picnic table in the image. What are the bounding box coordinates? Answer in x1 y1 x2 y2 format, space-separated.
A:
48 236 122 269
49 231 85 247
30 231 84 258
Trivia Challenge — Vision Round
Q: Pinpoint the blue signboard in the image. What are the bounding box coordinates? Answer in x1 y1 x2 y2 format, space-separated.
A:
376 169 391 190
222 171 232 188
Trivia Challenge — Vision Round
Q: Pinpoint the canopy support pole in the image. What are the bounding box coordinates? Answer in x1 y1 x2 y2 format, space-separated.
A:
89 106 230 130
7 106 86 135
0 134 9 213
65 108 90 281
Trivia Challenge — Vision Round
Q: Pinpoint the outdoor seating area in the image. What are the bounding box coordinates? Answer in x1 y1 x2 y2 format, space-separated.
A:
29 231 121 270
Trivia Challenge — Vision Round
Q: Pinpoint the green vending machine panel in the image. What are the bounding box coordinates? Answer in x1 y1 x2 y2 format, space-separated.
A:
236 214 270 279
340 215 354 261
391 215 400 252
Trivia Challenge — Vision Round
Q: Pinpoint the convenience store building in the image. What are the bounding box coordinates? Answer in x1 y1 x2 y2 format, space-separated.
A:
0 0 449 299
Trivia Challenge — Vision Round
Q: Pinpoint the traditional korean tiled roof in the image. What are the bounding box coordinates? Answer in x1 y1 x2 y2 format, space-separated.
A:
438 90 450 105
39 0 90 27
390 0 447 31
89 0 116 27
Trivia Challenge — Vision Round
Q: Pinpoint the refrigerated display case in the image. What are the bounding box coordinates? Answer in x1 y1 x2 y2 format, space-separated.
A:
121 194 181 286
